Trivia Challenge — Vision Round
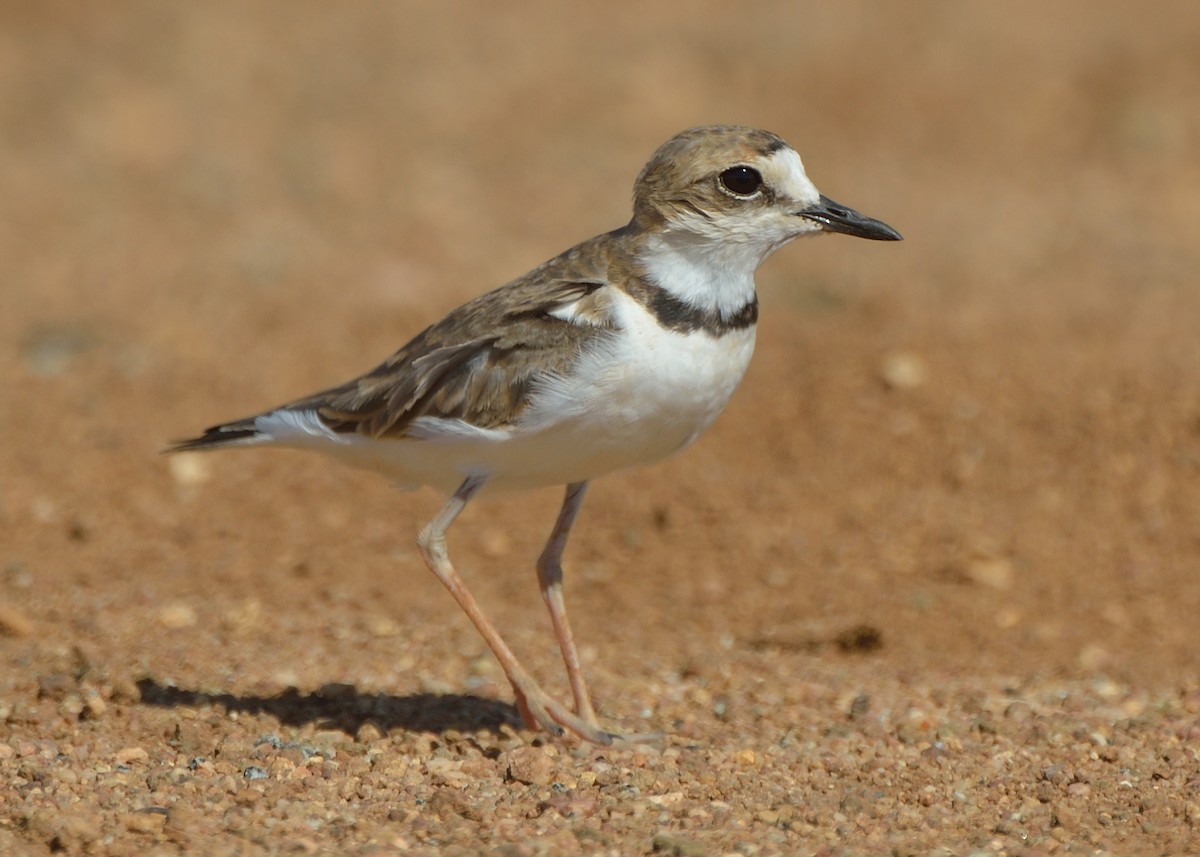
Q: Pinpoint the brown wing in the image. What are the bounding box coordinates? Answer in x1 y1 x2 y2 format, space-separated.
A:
167 229 631 452
289 275 616 439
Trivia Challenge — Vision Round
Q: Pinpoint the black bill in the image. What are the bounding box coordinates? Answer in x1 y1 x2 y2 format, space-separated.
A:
800 194 902 241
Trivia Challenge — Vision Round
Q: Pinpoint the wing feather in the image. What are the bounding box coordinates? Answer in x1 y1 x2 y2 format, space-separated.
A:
290 276 616 438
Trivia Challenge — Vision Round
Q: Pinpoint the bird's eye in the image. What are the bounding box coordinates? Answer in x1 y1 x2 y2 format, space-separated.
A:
719 166 763 196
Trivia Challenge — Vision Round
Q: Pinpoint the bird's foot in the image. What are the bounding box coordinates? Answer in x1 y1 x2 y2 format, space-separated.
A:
511 683 662 747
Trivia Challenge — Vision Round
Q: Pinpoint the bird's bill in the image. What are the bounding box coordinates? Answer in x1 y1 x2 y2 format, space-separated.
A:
799 194 902 241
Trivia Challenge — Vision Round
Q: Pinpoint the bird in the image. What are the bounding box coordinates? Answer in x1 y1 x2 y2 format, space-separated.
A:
168 125 901 745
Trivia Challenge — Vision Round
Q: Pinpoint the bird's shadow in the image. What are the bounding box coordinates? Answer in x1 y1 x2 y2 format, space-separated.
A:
135 677 521 738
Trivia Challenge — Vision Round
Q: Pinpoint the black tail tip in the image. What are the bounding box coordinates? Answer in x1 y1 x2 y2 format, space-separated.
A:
163 426 259 454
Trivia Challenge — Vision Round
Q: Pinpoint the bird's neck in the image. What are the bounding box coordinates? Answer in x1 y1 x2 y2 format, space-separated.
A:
633 226 764 319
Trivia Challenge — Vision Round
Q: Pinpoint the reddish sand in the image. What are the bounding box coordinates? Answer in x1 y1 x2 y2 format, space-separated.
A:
3 4 1199 855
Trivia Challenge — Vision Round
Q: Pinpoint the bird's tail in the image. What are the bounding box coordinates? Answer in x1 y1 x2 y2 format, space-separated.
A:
165 407 343 454
164 417 265 453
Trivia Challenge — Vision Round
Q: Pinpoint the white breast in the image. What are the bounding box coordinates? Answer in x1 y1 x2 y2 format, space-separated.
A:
504 289 757 486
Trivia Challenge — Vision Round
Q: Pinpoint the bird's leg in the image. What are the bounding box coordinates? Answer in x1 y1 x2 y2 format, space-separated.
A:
417 476 623 745
536 482 599 727
534 481 664 745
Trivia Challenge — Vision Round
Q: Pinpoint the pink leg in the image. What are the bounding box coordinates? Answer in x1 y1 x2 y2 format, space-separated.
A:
417 477 630 744
537 482 599 726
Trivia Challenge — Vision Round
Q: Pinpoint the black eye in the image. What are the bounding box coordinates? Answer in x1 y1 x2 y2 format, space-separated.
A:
719 166 763 196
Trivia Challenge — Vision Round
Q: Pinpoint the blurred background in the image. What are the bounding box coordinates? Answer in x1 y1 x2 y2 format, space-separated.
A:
2 1 1199 698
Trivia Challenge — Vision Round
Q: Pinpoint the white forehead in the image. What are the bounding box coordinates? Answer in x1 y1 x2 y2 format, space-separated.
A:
758 146 820 208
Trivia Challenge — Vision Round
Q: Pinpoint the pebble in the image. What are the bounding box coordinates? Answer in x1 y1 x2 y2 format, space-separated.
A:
60 693 85 718
356 721 384 743
222 598 262 633
115 746 150 765
647 791 685 807
733 748 757 766
157 603 198 629
83 691 108 719
505 746 555 786
0 604 35 637
167 453 212 488
366 615 401 637
879 350 928 390
964 555 1015 591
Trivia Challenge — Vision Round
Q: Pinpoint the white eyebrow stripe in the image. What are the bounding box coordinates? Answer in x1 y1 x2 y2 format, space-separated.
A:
762 146 820 207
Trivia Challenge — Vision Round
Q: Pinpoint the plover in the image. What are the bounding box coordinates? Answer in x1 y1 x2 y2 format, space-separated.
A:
169 125 901 744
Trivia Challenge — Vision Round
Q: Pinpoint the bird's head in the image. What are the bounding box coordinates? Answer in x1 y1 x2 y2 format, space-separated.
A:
632 125 901 259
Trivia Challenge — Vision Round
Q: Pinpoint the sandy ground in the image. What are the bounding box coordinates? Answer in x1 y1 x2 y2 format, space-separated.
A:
3 3 1200 855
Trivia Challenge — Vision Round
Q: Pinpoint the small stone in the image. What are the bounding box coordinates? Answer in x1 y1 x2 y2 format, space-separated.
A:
879 350 928 390
0 604 35 637
1120 696 1146 717
964 555 1014 591
221 598 262 634
469 655 497 678
356 721 384 743
366 615 400 637
506 746 555 786
82 691 108 719
755 808 781 825
59 693 85 718
167 453 212 488
428 787 482 821
115 746 150 766
733 748 757 766
647 791 685 807
848 693 871 720
158 603 198 629
267 756 297 778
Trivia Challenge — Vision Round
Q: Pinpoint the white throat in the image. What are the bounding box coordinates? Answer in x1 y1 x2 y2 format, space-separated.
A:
637 228 765 318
